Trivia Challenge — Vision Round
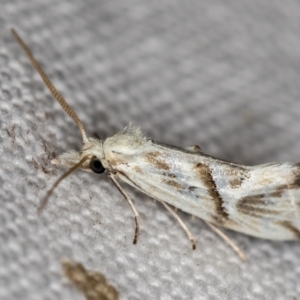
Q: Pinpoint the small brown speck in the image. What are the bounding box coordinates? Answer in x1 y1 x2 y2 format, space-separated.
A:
229 178 243 189
134 166 142 174
167 173 177 178
162 179 183 190
6 124 16 144
188 186 197 191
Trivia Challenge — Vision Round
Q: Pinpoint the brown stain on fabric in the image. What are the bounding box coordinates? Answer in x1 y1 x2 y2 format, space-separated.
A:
62 260 119 300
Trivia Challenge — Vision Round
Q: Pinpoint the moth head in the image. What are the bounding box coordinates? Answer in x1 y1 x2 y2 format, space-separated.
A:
51 138 108 174
37 136 108 214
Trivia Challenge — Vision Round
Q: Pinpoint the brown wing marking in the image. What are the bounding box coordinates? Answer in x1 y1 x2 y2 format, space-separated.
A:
237 194 281 218
145 152 170 170
194 163 229 223
278 221 300 239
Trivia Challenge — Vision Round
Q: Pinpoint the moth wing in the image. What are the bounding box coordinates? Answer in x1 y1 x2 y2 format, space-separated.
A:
108 138 300 240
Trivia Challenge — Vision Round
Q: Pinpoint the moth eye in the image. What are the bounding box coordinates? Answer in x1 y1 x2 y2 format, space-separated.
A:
90 157 105 174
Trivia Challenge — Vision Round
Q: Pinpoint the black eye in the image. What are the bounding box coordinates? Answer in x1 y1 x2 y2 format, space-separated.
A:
90 157 105 174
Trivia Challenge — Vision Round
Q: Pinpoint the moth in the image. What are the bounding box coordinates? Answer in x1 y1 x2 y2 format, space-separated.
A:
12 29 300 261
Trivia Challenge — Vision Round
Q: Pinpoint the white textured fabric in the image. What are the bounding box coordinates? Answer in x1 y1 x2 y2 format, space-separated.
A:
1 1 300 299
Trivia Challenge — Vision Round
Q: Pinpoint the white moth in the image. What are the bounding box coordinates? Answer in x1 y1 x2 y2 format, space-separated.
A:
12 29 300 261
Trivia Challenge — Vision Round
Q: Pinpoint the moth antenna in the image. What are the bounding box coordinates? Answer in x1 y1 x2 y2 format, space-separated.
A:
108 172 140 244
37 156 90 214
11 28 88 143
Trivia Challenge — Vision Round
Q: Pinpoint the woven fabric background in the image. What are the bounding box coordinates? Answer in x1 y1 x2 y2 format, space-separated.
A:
1 1 300 299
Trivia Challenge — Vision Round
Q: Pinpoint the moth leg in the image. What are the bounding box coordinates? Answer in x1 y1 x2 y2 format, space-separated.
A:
204 221 247 262
108 172 140 244
159 200 196 250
